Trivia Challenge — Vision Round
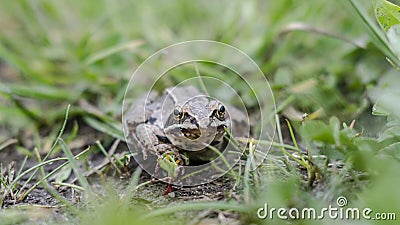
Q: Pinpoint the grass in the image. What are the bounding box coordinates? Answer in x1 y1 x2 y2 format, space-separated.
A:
1 0 400 224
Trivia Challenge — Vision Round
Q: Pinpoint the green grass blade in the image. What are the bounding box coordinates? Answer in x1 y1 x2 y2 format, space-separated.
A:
144 201 249 218
85 40 144 65
18 147 91 205
58 138 92 195
83 116 124 140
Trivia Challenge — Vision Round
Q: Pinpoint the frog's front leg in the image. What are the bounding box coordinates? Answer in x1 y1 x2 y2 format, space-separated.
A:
135 124 182 162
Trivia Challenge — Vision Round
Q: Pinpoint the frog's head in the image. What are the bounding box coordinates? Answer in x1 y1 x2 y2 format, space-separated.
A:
164 96 230 151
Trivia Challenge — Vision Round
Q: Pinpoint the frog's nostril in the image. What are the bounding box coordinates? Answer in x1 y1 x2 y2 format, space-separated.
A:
190 118 198 127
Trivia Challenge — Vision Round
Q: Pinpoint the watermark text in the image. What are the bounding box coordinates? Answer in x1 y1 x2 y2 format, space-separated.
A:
257 196 396 221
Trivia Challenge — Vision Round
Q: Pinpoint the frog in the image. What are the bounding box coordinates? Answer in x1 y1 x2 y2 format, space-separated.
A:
124 85 248 167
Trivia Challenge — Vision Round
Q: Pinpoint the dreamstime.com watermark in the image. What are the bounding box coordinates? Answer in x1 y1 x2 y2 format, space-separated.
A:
257 196 396 221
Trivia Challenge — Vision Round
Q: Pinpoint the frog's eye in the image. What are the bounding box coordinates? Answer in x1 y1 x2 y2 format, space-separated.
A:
173 108 183 119
217 104 225 119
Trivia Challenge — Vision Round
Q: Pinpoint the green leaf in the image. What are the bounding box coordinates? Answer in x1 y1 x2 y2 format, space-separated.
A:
372 102 389 116
355 138 383 153
372 92 400 121
378 126 400 142
329 116 341 143
55 165 72 184
387 24 400 59
380 142 400 160
347 0 400 67
348 145 375 171
369 69 400 120
374 0 400 32
302 121 335 144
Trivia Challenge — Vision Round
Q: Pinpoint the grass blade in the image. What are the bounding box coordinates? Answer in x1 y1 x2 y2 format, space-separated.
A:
58 139 92 196
144 201 249 218
83 116 124 141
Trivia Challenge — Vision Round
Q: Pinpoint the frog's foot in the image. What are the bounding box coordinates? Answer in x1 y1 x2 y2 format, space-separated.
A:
159 148 184 166
153 148 184 182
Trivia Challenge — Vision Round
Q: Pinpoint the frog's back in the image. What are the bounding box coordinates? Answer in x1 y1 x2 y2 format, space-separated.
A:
164 85 203 106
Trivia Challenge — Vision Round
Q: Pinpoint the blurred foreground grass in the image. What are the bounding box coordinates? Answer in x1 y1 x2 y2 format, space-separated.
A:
1 0 400 224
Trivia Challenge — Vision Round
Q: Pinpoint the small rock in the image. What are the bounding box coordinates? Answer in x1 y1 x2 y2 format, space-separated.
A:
168 192 176 198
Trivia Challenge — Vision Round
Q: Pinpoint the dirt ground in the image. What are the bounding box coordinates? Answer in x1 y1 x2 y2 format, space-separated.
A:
0 127 244 224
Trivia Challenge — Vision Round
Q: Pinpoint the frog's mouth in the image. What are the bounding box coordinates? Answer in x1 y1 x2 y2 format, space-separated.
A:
181 128 202 140
181 125 226 141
